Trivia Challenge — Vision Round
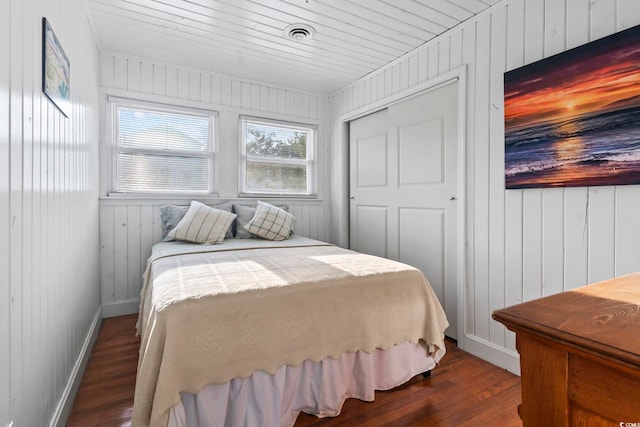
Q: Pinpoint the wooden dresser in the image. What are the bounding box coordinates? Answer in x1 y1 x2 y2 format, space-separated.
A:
493 273 640 426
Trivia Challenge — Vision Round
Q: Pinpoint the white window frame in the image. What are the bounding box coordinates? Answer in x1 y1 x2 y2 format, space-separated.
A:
106 96 218 196
239 116 317 198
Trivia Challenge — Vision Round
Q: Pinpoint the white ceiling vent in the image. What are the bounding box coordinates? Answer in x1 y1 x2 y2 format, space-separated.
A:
284 23 316 41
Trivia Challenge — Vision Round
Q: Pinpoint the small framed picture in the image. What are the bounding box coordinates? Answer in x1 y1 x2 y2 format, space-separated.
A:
42 17 70 117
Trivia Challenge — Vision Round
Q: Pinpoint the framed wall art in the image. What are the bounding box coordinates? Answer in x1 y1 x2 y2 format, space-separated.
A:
42 17 70 117
504 24 640 189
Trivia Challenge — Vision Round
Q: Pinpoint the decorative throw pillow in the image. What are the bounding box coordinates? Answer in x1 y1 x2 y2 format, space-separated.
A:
161 201 233 241
166 200 236 244
243 201 295 241
232 203 291 238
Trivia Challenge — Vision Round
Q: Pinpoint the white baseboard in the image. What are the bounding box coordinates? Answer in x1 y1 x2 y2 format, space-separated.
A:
460 334 521 375
48 306 103 427
102 298 140 318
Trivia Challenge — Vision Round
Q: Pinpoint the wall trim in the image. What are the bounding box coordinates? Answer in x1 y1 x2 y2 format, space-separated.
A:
338 67 465 123
48 306 103 427
102 51 327 98
102 299 140 318
80 0 102 52
462 334 521 376
98 196 324 207
99 88 324 124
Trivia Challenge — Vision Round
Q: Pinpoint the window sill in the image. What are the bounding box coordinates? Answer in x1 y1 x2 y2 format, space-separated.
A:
99 193 323 206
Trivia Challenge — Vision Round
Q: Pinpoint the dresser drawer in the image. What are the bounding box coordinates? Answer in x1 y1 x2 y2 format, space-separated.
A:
568 353 640 422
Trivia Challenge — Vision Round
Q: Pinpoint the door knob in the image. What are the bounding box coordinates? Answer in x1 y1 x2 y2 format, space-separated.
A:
449 195 456 201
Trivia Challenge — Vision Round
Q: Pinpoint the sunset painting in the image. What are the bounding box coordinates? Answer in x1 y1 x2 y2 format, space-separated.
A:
504 24 640 189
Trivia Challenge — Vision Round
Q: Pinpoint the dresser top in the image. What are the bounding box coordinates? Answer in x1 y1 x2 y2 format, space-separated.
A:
493 272 640 367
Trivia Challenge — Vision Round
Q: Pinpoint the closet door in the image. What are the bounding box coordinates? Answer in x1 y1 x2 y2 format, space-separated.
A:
349 81 459 338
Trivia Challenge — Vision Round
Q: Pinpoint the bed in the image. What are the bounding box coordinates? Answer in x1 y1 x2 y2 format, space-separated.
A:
133 231 448 427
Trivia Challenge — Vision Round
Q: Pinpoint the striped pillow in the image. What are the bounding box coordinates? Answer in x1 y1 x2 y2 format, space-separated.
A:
167 200 236 245
244 201 295 241
160 201 234 241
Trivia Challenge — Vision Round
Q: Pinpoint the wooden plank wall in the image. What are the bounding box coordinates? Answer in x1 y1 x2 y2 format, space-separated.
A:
98 53 329 316
1 0 101 425
328 0 640 371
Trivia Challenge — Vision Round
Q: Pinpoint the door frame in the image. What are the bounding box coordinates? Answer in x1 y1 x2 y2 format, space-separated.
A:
337 66 467 346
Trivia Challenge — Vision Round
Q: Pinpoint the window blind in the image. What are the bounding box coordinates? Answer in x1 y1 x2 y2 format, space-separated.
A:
114 105 214 193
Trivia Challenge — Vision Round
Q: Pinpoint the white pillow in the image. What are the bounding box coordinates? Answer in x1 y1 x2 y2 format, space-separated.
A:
167 200 237 244
160 201 234 241
244 201 295 241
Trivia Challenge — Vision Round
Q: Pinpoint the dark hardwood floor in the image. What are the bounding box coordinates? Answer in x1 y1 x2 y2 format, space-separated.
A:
66 315 522 427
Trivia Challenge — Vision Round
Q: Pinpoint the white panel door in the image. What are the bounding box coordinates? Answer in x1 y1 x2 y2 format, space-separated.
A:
349 81 459 338
350 108 390 257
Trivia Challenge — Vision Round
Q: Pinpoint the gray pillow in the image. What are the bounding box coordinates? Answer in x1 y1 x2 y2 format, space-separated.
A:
161 201 234 241
232 205 258 239
160 205 189 241
166 201 236 245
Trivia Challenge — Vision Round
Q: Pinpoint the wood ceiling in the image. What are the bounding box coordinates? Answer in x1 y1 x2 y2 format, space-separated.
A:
86 0 500 94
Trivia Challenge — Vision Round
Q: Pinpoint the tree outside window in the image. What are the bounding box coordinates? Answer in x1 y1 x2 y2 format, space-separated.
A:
240 118 315 196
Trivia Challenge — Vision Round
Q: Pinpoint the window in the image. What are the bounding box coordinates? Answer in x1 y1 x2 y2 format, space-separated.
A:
240 117 315 197
110 98 216 194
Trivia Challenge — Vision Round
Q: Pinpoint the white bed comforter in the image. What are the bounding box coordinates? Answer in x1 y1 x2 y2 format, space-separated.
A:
134 236 449 427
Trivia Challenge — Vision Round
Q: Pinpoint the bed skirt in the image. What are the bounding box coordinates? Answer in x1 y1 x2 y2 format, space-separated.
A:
169 341 445 427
